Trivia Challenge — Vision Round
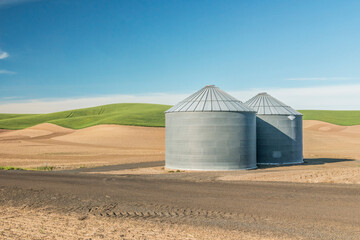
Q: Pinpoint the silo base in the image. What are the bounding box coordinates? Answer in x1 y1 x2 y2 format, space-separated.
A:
165 165 258 171
257 160 304 166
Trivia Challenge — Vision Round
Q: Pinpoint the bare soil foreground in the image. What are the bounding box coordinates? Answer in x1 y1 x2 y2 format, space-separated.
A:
1 171 360 239
0 120 360 239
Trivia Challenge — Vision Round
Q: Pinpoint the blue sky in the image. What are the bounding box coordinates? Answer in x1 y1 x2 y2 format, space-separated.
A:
0 0 359 113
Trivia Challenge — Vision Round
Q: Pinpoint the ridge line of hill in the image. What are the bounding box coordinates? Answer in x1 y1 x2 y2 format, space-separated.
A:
0 103 171 130
0 103 359 129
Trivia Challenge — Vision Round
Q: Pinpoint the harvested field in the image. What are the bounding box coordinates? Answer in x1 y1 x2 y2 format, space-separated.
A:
0 123 164 169
1 120 359 185
303 120 360 160
1 120 360 239
54 124 164 149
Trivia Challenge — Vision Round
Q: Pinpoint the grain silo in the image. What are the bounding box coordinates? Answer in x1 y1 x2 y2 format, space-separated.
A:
245 92 303 165
165 85 257 170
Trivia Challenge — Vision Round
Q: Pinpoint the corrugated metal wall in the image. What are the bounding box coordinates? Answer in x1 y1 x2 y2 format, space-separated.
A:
256 115 303 165
165 112 257 170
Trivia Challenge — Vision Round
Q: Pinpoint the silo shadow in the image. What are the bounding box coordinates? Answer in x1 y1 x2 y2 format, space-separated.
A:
258 158 355 169
256 117 302 166
303 158 355 165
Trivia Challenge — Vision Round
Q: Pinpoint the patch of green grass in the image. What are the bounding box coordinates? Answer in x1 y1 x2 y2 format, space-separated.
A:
0 103 171 130
299 110 360 126
0 166 55 171
0 166 26 171
0 113 35 121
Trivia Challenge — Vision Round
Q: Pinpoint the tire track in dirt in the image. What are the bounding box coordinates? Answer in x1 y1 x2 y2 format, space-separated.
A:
87 205 242 221
1 171 359 240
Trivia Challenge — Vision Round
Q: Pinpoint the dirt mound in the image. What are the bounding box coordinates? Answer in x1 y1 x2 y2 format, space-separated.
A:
53 125 165 149
0 123 74 139
0 124 164 169
303 120 347 132
303 120 360 160
27 123 74 133
0 129 12 134
303 120 360 134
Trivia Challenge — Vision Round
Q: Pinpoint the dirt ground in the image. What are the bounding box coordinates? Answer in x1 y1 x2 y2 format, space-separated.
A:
1 120 360 239
1 171 359 240
0 206 283 240
303 120 360 160
0 120 359 184
0 123 164 169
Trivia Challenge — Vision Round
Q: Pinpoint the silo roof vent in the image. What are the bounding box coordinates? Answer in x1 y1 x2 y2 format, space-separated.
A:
245 92 302 115
166 85 255 113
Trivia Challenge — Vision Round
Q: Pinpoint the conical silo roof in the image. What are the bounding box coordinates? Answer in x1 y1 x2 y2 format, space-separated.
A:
165 85 255 113
245 92 302 115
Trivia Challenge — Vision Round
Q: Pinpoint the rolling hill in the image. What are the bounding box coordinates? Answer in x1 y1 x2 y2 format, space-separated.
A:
0 103 171 129
0 104 358 129
298 110 360 126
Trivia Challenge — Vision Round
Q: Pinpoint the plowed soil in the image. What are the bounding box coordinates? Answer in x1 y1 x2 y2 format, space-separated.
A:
1 121 360 239
303 120 360 160
0 123 164 169
0 171 359 240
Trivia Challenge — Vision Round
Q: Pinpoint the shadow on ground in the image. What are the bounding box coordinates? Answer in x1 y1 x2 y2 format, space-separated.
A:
258 158 356 169
304 158 356 164
60 158 358 173
62 160 165 173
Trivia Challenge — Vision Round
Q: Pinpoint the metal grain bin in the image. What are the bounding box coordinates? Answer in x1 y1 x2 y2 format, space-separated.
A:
245 92 303 165
165 85 257 170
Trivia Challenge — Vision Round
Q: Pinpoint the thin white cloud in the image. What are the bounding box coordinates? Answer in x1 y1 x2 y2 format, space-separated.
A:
286 77 354 81
0 50 9 59
0 70 16 75
0 84 359 114
0 50 16 74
